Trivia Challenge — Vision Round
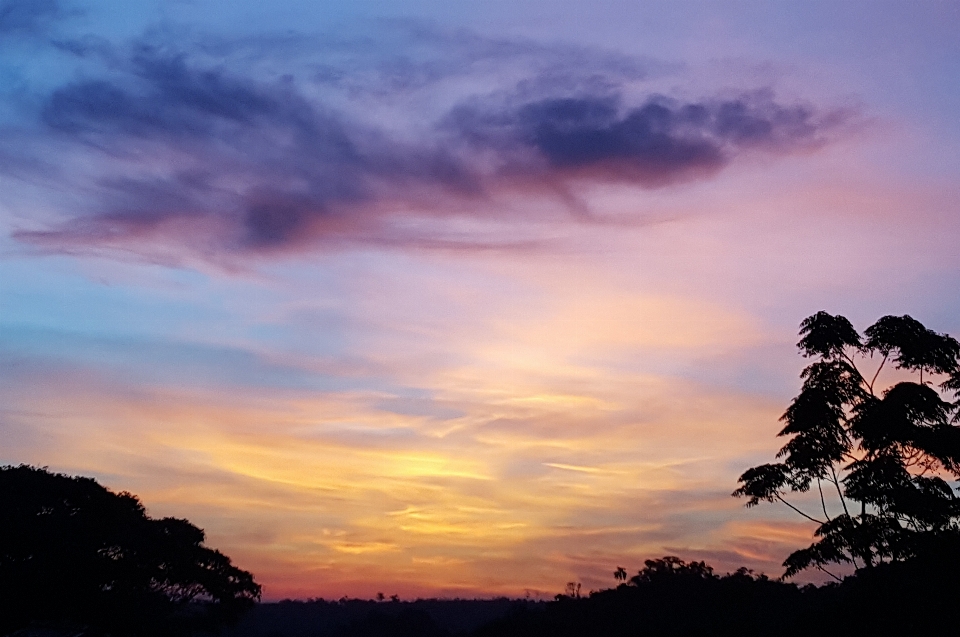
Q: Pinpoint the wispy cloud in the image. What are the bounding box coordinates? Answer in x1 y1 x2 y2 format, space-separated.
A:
0 343 785 598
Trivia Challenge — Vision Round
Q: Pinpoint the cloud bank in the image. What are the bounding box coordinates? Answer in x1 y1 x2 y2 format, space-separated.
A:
3 16 853 259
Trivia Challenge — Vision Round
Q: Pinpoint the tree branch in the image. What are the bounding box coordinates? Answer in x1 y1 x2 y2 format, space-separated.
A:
816 564 843 582
868 353 887 395
830 465 850 518
817 478 831 522
841 350 867 386
775 494 825 525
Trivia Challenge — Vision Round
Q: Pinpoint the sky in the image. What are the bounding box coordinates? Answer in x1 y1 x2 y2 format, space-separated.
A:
2 0 960 600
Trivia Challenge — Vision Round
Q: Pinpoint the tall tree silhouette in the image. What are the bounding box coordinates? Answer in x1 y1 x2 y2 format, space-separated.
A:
0 465 260 635
734 312 960 578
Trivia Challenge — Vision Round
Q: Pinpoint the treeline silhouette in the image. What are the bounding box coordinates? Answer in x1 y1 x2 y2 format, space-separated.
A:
217 553 960 637
220 598 536 637
473 554 960 636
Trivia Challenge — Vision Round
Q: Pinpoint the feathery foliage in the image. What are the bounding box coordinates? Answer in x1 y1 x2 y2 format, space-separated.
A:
733 312 960 579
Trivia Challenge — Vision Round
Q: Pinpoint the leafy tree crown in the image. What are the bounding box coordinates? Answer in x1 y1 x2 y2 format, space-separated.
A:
0 465 261 635
734 313 960 580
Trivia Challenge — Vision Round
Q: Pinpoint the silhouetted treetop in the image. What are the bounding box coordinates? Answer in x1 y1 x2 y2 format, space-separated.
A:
734 312 960 580
798 311 862 359
0 464 260 635
863 315 960 374
629 556 717 584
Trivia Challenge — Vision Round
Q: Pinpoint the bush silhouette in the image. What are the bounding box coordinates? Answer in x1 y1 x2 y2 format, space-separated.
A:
0 465 260 635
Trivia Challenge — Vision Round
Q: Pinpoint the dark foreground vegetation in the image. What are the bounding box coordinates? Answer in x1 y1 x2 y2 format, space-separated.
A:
474 554 960 637
221 597 537 637
0 465 260 637
217 553 960 637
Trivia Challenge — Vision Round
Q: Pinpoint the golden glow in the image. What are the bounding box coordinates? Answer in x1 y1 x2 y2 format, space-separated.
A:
1 250 798 599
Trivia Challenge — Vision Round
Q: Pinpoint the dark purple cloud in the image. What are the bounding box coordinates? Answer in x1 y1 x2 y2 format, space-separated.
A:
448 91 826 186
28 45 478 249
7 30 853 257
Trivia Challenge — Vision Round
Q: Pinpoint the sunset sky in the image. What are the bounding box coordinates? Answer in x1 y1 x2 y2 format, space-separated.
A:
3 0 960 600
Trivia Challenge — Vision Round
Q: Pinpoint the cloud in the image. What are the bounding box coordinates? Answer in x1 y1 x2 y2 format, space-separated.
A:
1 334 787 598
19 42 485 252
5 25 853 259
0 0 62 36
447 90 829 187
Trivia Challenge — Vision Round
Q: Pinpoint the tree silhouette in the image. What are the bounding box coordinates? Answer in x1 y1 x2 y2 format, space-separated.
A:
628 556 716 584
734 312 960 579
0 465 260 635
